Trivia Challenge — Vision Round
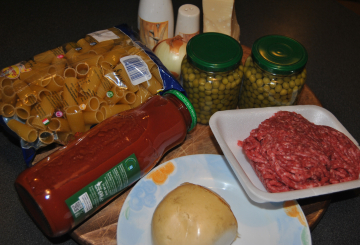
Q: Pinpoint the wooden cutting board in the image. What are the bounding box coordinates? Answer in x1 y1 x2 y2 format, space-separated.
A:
70 45 330 245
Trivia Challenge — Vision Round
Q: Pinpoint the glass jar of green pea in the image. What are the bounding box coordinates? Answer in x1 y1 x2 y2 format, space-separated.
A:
238 35 308 109
181 33 244 125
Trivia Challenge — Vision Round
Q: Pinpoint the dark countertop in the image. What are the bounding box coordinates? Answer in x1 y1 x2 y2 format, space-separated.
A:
0 0 359 244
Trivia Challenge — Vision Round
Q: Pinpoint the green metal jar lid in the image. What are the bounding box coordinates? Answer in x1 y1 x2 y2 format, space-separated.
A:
163 90 197 132
251 35 308 75
186 33 243 72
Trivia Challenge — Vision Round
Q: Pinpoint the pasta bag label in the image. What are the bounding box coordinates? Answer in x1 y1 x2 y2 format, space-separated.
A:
65 153 141 225
1 63 30 79
88 29 119 43
120 55 152 86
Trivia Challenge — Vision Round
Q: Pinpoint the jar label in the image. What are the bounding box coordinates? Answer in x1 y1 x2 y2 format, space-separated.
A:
139 18 168 50
65 153 141 224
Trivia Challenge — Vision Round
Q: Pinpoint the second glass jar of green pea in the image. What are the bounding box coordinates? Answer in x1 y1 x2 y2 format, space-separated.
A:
181 33 244 125
238 35 308 109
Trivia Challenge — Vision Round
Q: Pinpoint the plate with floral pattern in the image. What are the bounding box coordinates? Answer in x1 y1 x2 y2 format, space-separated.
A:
117 154 311 245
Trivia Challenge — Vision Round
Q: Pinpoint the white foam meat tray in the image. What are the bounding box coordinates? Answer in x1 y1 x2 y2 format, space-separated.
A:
209 105 360 203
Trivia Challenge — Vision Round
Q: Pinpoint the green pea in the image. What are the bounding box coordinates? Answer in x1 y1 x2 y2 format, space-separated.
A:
280 89 288 96
212 80 220 89
263 85 270 92
205 83 212 90
248 75 256 83
263 77 270 84
275 84 283 93
256 79 264 87
222 78 229 85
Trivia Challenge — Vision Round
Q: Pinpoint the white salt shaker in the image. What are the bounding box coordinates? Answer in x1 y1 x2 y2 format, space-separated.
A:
175 4 200 42
138 0 174 50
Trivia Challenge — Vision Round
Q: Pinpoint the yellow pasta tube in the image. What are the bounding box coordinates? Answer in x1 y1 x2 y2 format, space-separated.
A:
1 85 17 105
150 65 163 86
98 98 108 108
32 96 55 120
118 91 136 105
29 84 52 101
78 96 100 112
64 48 78 63
64 68 77 78
141 76 163 95
56 131 74 144
45 75 64 92
27 114 46 130
48 63 66 76
77 53 104 68
65 42 77 52
126 46 140 55
79 67 103 94
75 63 89 79
15 100 31 120
131 85 152 108
39 130 54 144
63 77 79 107
70 52 95 64
83 110 104 125
0 102 15 117
113 63 139 92
95 76 113 99
36 74 52 87
101 61 114 75
33 50 56 64
66 105 86 133
7 119 38 143
77 38 92 53
105 86 125 105
101 48 127 66
48 118 71 132
88 40 115 55
26 116 35 128
0 77 13 88
13 80 37 106
101 104 131 119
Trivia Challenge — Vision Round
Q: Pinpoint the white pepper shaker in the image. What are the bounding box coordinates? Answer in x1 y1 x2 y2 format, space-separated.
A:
175 4 200 42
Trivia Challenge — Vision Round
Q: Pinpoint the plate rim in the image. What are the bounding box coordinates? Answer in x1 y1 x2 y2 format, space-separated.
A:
116 154 311 245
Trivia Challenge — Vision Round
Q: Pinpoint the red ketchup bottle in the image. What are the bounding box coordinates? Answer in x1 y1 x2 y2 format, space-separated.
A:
15 90 196 237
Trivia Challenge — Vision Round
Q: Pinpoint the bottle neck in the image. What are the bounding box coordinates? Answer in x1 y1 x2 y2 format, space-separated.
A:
163 94 192 131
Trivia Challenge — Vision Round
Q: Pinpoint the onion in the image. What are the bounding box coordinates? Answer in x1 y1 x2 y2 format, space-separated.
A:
152 35 187 79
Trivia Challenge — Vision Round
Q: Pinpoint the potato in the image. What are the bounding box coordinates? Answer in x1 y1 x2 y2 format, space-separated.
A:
151 182 238 245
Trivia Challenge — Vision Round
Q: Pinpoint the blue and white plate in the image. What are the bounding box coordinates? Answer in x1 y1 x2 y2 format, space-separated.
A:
117 154 311 245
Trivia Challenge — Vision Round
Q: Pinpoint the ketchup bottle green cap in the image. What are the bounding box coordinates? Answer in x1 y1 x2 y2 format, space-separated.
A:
163 90 197 132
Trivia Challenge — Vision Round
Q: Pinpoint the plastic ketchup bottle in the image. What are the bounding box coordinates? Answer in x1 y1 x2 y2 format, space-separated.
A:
15 90 196 237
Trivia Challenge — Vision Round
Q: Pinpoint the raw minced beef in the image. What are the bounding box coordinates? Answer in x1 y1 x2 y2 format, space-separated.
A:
238 111 360 193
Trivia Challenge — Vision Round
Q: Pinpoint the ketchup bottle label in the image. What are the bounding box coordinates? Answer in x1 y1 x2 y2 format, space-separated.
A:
65 153 141 223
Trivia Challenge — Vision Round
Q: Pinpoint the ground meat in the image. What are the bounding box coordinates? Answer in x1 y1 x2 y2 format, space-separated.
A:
238 111 360 193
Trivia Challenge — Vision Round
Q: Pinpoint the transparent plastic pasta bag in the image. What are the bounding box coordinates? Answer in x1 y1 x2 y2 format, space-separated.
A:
0 24 184 166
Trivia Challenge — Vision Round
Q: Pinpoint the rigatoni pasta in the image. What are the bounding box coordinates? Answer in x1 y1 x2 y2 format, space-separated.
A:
0 25 176 151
